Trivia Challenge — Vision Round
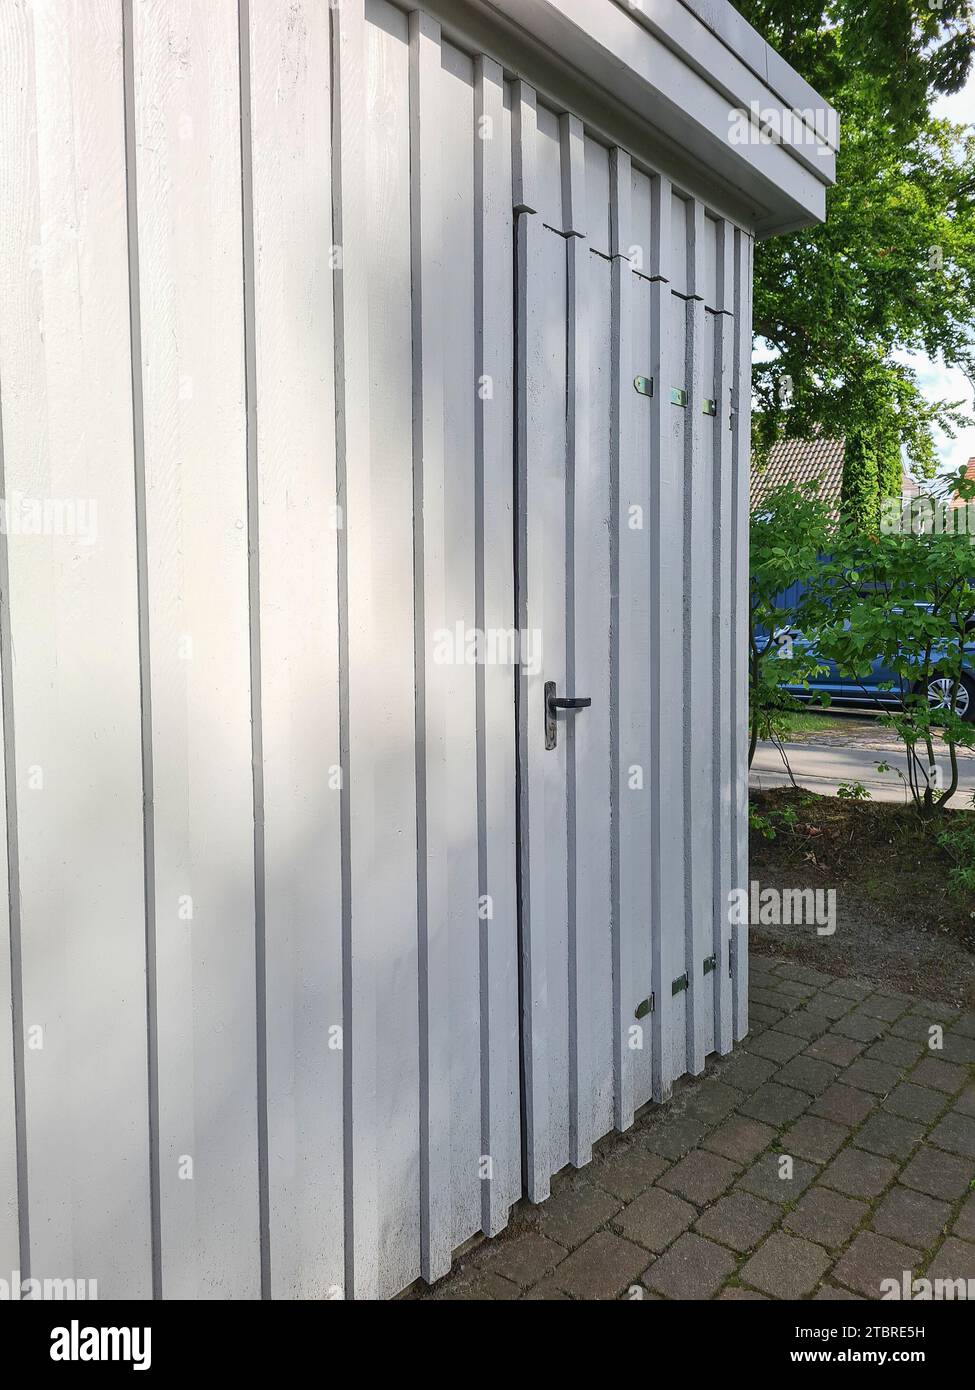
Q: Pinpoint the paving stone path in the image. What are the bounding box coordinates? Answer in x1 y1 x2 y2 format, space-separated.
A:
419 955 975 1300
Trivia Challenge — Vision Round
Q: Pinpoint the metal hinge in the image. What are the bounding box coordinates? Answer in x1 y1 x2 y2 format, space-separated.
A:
671 972 688 995
670 387 687 407
633 374 653 397
703 953 717 975
702 398 717 416
634 994 655 1019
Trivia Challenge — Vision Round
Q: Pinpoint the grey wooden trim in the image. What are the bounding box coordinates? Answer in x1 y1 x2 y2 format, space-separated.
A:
474 52 521 1242
564 118 593 1165
515 208 552 1202
730 227 752 1040
609 147 637 1130
648 174 685 1100
331 0 378 1300
684 197 712 1075
409 8 452 1286
512 80 539 213
560 111 587 237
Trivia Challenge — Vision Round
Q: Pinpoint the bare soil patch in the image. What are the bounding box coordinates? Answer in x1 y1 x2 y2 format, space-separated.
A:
749 788 975 1008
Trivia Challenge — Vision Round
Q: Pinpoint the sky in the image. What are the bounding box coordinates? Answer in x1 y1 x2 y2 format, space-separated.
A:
905 78 975 479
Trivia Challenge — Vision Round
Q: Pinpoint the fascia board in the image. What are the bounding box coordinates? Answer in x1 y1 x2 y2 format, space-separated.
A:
619 0 839 171
678 0 840 151
493 0 833 219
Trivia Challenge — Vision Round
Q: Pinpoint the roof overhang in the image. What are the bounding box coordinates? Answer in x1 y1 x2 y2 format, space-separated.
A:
420 0 836 237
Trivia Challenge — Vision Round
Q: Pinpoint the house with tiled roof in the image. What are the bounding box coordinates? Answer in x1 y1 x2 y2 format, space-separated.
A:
751 434 922 514
750 435 846 512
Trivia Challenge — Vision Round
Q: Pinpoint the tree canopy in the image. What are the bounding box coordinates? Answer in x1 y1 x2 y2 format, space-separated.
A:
738 0 975 489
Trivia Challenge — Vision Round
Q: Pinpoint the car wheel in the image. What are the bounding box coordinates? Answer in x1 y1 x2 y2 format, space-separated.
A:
920 672 975 723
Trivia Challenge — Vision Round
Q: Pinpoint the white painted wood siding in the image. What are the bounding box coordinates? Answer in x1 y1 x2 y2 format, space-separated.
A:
0 0 759 1299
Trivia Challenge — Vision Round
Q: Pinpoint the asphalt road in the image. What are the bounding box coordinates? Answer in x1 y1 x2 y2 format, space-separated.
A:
750 739 975 806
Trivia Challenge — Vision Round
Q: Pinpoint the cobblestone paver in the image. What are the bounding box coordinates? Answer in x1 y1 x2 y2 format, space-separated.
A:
418 955 975 1300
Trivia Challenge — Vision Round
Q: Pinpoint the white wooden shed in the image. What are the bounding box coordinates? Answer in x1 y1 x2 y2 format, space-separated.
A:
0 0 835 1299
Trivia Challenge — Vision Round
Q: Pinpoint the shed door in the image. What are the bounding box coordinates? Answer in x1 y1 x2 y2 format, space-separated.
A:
512 134 746 1202
515 215 620 1199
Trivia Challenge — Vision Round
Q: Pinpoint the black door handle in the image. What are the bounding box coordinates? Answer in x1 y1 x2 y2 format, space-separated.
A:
545 680 591 750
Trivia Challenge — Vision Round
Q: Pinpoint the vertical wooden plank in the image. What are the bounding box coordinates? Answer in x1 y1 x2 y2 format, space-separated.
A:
625 271 655 1114
669 194 689 294
247 0 344 1299
731 228 752 1040
439 39 483 1258
610 152 630 262
0 0 151 1298
702 310 721 1062
629 168 652 277
123 0 162 1301
713 219 736 1056
440 36 483 1256
703 216 720 311
362 0 420 1298
534 102 564 230
583 135 610 256
475 55 519 1238
669 289 689 1087
0 0 26 1289
609 147 637 1130
686 200 709 300
511 79 537 214
562 112 593 1167
585 243 616 1144
515 209 548 1201
134 0 257 1298
685 197 713 1074
648 175 684 1100
409 7 450 1284
238 0 270 1301
537 225 570 1178
560 111 586 238
0 557 17 1278
514 77 550 1198
332 0 377 1299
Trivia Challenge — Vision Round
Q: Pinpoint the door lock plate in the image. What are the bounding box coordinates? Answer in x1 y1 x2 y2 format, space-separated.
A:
544 680 592 750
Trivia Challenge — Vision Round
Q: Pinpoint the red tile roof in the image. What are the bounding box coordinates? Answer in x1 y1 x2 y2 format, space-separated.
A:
948 457 975 507
750 435 846 510
751 438 969 515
